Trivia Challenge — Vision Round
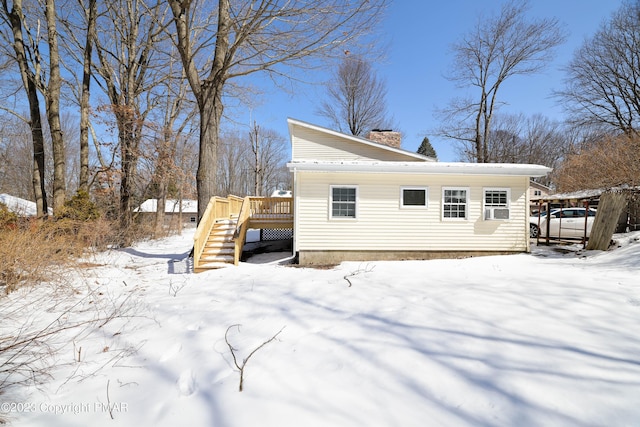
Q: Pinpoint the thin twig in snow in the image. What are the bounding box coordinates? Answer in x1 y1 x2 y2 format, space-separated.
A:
224 324 285 392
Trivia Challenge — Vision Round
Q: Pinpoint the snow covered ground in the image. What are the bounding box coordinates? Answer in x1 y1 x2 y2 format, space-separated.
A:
3 230 640 427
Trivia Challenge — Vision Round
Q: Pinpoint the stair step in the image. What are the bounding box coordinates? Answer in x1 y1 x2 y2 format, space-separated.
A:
205 241 234 248
202 247 234 255
195 261 232 271
212 229 234 235
207 237 233 244
200 254 234 262
193 200 248 271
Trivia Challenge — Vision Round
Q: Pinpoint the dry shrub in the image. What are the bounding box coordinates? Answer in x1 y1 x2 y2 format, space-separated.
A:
554 134 640 192
0 221 82 294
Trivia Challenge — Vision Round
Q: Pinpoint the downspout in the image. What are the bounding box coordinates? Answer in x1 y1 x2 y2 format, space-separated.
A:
293 167 299 256
525 177 531 252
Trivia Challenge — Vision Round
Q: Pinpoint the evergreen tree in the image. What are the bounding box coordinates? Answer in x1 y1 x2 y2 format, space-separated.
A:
417 137 437 159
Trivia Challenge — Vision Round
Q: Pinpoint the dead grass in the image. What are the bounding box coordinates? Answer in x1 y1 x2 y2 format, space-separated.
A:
0 217 126 294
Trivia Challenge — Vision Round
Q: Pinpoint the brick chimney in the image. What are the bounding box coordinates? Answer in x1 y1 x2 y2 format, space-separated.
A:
367 129 401 148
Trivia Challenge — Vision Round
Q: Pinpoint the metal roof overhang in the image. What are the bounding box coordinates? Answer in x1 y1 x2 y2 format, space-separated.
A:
287 160 552 177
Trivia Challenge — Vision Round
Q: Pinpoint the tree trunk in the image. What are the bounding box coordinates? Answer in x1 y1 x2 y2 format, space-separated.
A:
29 87 48 219
79 0 96 194
119 124 137 245
197 82 223 221
45 0 66 213
154 193 166 238
2 0 48 218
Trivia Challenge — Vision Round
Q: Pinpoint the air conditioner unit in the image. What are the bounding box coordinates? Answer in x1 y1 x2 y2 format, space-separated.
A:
485 207 510 220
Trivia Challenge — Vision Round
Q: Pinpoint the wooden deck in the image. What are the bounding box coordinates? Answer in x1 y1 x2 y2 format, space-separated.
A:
193 196 293 271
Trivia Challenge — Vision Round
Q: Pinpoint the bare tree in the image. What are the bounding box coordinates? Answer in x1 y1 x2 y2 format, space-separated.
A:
44 0 66 212
215 125 287 197
489 114 566 163
147 62 197 237
557 2 640 135
437 0 565 163
91 0 168 243
78 0 96 194
216 130 250 196
168 0 387 222
0 114 33 198
248 122 287 196
1 0 50 217
318 55 392 136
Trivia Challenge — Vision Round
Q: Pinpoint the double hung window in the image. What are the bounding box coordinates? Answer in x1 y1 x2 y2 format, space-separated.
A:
442 188 468 219
484 188 510 220
330 186 357 219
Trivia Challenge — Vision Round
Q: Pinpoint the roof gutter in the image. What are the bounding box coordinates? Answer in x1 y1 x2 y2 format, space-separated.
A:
287 161 552 177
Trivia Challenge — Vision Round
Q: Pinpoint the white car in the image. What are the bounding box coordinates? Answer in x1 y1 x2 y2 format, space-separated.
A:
530 208 597 239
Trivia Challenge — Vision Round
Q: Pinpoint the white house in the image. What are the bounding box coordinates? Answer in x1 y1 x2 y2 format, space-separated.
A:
286 118 552 265
134 199 198 227
0 193 52 217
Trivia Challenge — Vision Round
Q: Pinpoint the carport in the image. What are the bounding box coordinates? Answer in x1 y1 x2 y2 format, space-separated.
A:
533 187 640 249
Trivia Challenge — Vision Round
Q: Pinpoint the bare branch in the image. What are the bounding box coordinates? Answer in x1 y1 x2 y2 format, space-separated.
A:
437 0 566 162
224 324 285 392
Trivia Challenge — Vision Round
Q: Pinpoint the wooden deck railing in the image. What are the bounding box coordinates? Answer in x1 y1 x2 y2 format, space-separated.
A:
249 196 293 219
233 196 252 265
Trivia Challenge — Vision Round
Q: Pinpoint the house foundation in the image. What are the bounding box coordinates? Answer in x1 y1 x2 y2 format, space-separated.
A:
297 250 524 266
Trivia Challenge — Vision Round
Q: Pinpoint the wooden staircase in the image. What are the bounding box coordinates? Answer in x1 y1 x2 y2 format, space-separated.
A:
198 218 237 267
193 195 293 272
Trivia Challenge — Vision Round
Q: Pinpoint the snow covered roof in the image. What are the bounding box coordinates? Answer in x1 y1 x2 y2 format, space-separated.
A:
271 190 292 197
0 193 47 216
287 160 551 177
134 199 198 213
543 185 640 201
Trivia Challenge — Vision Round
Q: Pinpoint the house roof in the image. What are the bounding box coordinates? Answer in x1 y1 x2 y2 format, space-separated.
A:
135 199 197 213
287 160 551 177
539 185 640 201
530 180 552 191
287 118 552 177
287 118 435 162
0 193 52 216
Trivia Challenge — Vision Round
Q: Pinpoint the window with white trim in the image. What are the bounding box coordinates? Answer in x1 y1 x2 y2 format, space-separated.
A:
401 187 428 208
442 187 468 220
484 188 510 220
330 186 357 219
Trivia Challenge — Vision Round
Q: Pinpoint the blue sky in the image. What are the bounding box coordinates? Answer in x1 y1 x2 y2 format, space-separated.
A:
236 0 624 162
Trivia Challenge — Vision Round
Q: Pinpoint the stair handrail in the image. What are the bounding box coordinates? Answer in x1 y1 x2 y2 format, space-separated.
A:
193 196 228 270
233 196 252 265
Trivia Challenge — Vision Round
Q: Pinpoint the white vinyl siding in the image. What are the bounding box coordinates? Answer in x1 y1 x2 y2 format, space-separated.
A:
291 126 425 162
294 172 530 253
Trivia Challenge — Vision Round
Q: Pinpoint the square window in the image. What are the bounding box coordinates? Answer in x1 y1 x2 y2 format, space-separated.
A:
331 186 357 219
